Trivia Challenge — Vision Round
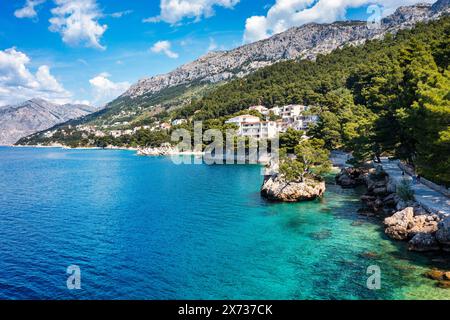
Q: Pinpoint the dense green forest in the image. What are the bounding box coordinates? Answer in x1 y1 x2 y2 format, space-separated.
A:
172 17 449 185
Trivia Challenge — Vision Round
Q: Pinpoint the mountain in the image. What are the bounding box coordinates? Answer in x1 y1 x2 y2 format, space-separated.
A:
0 98 97 145
82 0 449 127
16 0 450 142
122 1 448 100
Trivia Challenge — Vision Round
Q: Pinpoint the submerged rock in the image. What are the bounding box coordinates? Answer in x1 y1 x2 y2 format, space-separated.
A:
261 175 326 202
408 233 440 252
425 269 446 281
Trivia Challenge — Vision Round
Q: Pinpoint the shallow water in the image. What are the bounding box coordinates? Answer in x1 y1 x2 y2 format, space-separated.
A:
0 147 448 299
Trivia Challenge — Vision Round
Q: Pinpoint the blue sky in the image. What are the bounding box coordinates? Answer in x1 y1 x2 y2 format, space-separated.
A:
0 0 434 107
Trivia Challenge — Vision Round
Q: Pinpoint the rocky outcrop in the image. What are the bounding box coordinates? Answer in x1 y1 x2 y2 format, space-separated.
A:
335 167 368 188
0 98 97 145
137 144 177 156
384 207 440 240
383 207 450 252
335 162 450 253
137 144 204 157
384 207 415 240
409 233 440 252
261 175 326 202
357 166 401 215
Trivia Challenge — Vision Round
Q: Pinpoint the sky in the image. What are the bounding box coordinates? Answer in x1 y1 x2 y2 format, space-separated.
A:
0 0 436 107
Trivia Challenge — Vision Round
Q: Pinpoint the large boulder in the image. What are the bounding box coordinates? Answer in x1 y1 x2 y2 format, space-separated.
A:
384 207 440 241
335 168 367 188
384 207 415 240
261 175 326 202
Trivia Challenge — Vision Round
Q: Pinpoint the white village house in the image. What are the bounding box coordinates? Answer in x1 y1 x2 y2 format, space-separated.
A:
225 105 318 139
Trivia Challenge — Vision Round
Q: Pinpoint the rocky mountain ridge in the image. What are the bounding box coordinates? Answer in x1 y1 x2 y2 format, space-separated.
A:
0 98 97 145
123 0 449 100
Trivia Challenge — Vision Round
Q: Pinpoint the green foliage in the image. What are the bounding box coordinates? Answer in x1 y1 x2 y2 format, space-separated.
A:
279 128 304 153
397 179 415 202
279 138 331 182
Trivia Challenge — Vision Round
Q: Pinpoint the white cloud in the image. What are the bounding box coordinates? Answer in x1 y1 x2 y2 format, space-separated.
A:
49 0 108 50
243 0 436 43
14 0 46 19
89 73 130 107
144 0 240 25
0 47 72 106
150 41 179 59
108 10 133 18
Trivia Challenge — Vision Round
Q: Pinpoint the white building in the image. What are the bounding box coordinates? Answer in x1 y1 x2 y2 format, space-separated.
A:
292 115 319 131
225 115 260 126
172 119 188 126
281 105 307 120
241 121 278 139
226 115 277 139
269 107 282 116
110 130 122 138
249 105 269 115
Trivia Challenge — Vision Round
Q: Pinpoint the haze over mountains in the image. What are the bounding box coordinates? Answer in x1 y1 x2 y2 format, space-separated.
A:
0 98 97 145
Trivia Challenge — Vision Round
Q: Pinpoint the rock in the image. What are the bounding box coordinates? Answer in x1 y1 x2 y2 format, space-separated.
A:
436 217 450 246
372 187 388 196
382 193 398 207
424 269 446 280
384 207 440 241
384 207 415 240
261 175 326 202
437 281 450 289
335 168 367 188
408 215 438 235
408 233 440 252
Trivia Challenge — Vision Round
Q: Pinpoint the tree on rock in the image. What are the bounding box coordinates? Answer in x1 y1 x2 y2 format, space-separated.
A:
279 138 332 182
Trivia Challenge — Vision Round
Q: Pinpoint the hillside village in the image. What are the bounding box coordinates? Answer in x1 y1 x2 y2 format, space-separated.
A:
40 104 318 143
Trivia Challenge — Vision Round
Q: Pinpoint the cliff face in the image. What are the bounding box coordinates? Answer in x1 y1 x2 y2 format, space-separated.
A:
0 98 97 145
122 1 449 101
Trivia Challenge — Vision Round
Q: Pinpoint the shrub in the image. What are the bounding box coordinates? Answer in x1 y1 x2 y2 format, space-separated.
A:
397 179 415 201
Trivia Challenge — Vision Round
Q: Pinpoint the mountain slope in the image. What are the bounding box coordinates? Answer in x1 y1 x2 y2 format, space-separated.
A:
122 1 448 100
0 98 97 145
16 0 450 142
85 0 449 126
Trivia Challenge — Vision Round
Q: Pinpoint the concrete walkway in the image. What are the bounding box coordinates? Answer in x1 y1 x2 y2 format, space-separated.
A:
380 158 450 216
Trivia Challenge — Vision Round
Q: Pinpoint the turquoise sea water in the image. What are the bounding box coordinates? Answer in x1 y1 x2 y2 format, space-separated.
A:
0 147 448 300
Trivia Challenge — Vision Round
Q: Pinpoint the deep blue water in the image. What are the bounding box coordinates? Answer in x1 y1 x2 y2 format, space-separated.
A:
0 147 448 300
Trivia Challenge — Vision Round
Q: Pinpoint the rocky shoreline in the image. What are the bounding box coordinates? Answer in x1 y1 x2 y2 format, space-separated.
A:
137 144 204 156
336 166 450 253
261 174 326 202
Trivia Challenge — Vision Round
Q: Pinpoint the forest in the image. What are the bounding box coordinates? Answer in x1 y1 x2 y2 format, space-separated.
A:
172 17 450 185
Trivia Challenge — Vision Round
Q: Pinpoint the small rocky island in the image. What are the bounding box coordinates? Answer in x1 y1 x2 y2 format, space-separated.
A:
261 138 331 202
261 175 326 202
